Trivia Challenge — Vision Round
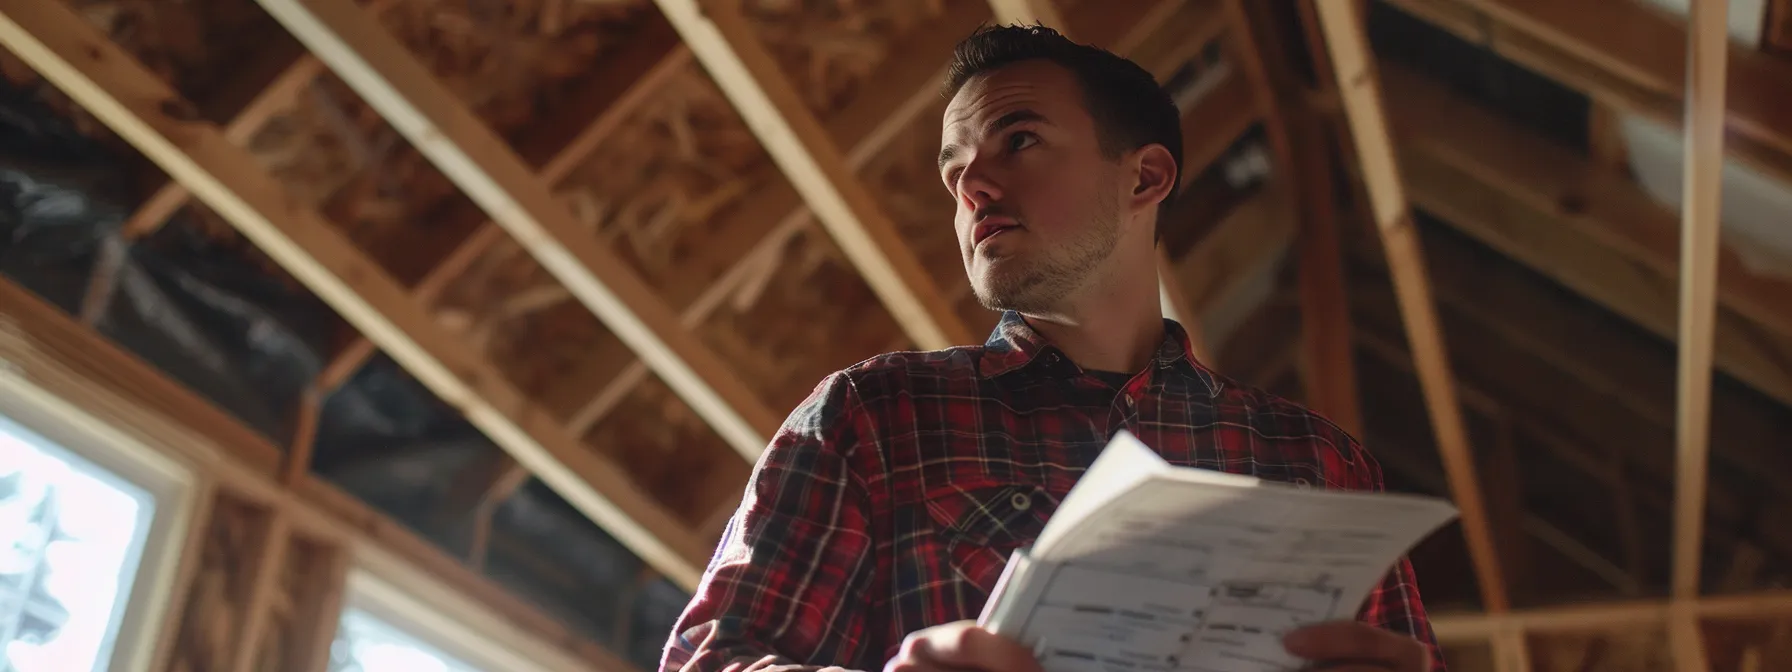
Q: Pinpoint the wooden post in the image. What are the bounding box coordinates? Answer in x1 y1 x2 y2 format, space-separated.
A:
1312 0 1508 611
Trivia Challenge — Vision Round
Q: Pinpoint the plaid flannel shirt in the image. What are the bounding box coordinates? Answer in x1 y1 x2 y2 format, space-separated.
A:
662 311 1445 672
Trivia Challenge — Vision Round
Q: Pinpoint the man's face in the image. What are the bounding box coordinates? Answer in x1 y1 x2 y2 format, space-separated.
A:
939 60 1128 314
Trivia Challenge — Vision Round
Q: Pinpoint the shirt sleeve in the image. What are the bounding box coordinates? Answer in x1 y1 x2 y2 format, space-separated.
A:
1341 431 1449 672
661 372 883 672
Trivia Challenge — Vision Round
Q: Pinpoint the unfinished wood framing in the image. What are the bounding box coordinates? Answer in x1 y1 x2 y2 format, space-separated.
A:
251 0 784 463
1378 63 1792 409
0 277 629 671
1312 0 1507 611
316 18 692 395
0 0 711 588
1443 0 1792 161
651 0 973 351
548 0 996 438
1673 0 1729 616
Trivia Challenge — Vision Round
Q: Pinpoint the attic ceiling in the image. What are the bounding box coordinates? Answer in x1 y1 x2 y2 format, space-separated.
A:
1 0 1790 669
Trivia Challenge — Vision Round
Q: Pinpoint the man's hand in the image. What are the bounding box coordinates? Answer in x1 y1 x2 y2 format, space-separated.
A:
1284 621 1432 671
884 621 1042 672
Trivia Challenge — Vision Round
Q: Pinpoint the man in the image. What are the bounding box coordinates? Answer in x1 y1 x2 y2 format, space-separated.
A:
662 24 1443 672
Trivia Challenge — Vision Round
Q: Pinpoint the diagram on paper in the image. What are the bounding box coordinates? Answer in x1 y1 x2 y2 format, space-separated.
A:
1013 563 1345 672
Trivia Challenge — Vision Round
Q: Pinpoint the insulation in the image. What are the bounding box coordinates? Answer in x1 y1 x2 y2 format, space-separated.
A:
0 75 688 669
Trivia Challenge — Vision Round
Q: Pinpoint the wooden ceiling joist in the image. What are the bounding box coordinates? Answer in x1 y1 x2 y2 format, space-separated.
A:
1312 0 1508 612
250 0 783 466
1673 0 1729 600
1384 0 1792 183
0 0 712 589
650 0 974 351
1429 591 1792 643
541 0 997 443
1458 0 1791 160
1377 64 1792 410
1230 0 1365 438
554 0 1203 444
1672 1 1729 668
316 18 690 394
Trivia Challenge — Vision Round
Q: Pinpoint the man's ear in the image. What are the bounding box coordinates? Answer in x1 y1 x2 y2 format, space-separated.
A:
1129 143 1177 212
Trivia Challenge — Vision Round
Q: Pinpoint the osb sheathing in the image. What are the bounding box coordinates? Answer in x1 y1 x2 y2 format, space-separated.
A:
70 0 292 108
582 375 752 526
10 0 997 509
440 0 957 432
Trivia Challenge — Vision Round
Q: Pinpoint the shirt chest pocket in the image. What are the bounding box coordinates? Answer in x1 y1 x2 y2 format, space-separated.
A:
922 483 1055 592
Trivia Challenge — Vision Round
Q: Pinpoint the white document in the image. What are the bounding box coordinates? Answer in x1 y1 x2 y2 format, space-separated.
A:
977 431 1458 672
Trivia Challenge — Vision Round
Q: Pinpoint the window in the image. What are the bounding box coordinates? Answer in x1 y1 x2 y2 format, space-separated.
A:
329 607 486 672
0 415 155 672
327 568 590 672
0 384 194 672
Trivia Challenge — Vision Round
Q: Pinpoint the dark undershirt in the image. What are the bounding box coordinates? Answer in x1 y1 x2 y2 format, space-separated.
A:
1085 369 1135 390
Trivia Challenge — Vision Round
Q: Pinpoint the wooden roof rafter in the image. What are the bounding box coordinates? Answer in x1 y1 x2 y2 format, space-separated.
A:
650 0 974 352
316 18 694 393
1377 62 1792 415
1228 0 1366 438
1312 0 1511 622
250 0 785 469
0 278 636 672
1671 1 1728 668
0 0 714 589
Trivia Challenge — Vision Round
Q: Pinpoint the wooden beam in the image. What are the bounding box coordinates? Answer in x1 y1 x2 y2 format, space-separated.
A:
1671 608 1712 672
1226 0 1363 436
0 278 631 671
1672 0 1729 609
1355 328 1641 597
1381 0 1792 186
553 0 1193 437
1493 629 1533 672
1487 418 1532 601
1432 590 1792 643
0 0 712 588
1377 63 1792 410
541 0 997 434
649 0 973 351
1178 69 1261 188
1452 0 1792 161
1313 0 1507 612
1171 190 1296 317
251 0 783 465
313 19 689 393
115 0 405 241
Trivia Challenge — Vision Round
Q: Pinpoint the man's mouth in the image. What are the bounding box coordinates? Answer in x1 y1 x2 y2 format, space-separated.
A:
973 217 1021 247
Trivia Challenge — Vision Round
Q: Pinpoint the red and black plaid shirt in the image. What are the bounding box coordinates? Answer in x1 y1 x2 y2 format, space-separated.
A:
662 312 1444 672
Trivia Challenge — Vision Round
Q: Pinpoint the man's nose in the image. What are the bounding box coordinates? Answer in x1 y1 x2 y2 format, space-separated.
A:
958 165 1003 211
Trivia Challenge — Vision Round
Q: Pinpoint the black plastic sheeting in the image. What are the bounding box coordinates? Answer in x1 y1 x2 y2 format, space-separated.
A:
0 80 686 669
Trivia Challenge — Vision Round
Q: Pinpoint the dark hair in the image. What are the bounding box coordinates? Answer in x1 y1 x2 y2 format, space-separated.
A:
942 24 1183 237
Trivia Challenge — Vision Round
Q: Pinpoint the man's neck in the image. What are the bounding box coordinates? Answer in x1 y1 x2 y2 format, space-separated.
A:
1019 277 1165 374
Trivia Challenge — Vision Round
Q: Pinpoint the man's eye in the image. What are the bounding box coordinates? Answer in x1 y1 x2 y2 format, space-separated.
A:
1008 132 1038 152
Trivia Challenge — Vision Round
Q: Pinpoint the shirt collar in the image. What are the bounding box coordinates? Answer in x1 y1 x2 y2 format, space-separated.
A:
976 311 1221 397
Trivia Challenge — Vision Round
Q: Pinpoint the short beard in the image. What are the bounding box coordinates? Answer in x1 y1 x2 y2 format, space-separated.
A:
972 185 1121 314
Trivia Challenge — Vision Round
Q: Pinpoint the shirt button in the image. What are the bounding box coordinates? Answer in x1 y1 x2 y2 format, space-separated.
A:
1010 492 1032 510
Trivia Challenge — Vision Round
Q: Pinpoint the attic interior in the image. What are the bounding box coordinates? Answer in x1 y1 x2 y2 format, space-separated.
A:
0 0 1788 669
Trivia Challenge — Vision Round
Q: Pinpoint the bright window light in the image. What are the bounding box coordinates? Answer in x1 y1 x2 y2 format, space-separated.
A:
330 608 486 672
0 415 155 672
